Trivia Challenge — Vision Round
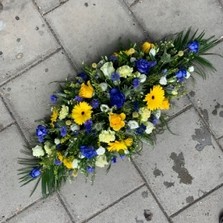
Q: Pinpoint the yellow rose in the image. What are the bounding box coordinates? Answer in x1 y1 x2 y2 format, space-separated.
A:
109 113 126 131
79 81 94 98
142 41 154 53
124 48 135 56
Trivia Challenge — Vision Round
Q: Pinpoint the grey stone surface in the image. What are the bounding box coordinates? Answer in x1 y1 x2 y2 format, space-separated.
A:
45 0 145 68
34 0 67 14
219 137 223 149
0 0 59 84
130 0 223 40
0 97 13 131
89 186 169 223
134 108 223 215
8 195 72 223
0 125 40 222
172 186 223 223
60 160 144 222
0 51 74 142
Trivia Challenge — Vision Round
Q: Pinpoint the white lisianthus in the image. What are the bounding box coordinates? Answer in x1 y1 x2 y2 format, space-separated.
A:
44 142 53 155
159 76 167 85
54 138 60 145
145 122 155 134
32 145 45 157
99 82 108 91
95 155 108 168
100 62 115 77
72 159 79 169
99 130 115 143
154 110 161 119
139 74 147 83
96 146 106 155
116 65 133 78
127 120 139 129
100 104 110 113
130 57 136 63
188 66 194 73
59 105 69 120
186 71 191 79
139 107 151 122
70 124 80 131
149 48 156 57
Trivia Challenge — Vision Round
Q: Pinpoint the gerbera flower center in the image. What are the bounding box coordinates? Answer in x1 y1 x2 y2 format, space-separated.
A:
152 96 155 99
81 111 85 115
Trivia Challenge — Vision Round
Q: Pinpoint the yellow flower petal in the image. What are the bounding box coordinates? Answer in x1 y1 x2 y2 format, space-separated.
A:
79 81 94 98
109 113 126 131
142 42 154 53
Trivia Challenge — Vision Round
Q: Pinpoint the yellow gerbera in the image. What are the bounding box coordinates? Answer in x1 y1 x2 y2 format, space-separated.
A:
142 41 154 53
50 108 58 126
109 113 126 131
108 138 133 152
71 102 93 125
79 81 94 98
144 85 165 111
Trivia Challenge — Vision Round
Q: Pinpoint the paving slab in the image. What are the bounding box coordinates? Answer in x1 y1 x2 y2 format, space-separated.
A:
130 0 223 40
0 0 59 84
0 125 40 222
134 107 223 216
172 186 223 223
219 137 223 150
8 194 72 223
89 186 169 223
60 159 144 222
0 97 13 131
0 51 74 142
34 0 67 14
45 0 145 68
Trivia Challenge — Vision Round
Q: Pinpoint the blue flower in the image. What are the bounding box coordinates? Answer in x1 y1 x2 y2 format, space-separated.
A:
111 72 120 81
84 120 93 133
54 159 62 166
133 101 139 112
135 59 157 74
175 69 187 82
109 88 125 109
90 99 100 109
80 145 97 159
60 126 67 137
78 72 88 82
111 156 117 163
87 166 95 173
120 155 125 160
132 78 140 88
50 95 57 104
74 96 83 102
151 115 159 125
109 55 117 62
187 41 199 53
136 124 146 134
36 125 47 143
29 167 41 178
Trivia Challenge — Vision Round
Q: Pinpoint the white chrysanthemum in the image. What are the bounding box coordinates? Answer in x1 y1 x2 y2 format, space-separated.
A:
139 74 147 83
96 146 106 155
54 138 60 145
59 105 69 120
100 104 110 113
188 66 194 73
32 145 45 157
116 65 133 78
72 159 79 169
95 155 108 168
70 124 80 131
127 120 139 129
99 82 108 91
139 107 151 122
100 62 115 77
99 130 115 143
145 122 155 134
159 76 167 85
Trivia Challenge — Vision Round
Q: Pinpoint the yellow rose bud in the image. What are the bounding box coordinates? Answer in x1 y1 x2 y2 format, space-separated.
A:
79 81 94 98
124 48 135 56
142 41 154 53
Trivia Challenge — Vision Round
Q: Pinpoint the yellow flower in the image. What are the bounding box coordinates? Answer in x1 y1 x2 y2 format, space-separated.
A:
57 152 73 169
59 105 69 120
142 41 154 53
124 48 135 56
139 107 151 122
160 99 170 110
71 102 93 125
50 108 58 126
144 85 165 111
99 130 116 143
109 113 126 131
79 81 94 98
108 138 133 152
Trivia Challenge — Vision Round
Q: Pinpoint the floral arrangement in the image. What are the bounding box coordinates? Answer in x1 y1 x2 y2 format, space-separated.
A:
19 29 222 196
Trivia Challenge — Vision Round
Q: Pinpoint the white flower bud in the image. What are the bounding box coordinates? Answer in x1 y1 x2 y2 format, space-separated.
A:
96 146 106 155
99 82 108 91
127 120 139 129
139 74 147 83
188 66 194 72
159 76 167 85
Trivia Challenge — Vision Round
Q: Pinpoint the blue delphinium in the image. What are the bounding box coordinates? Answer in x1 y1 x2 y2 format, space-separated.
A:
87 166 95 173
132 78 140 88
50 95 57 104
135 59 157 74
90 99 100 109
36 125 47 143
80 145 97 159
60 126 67 137
187 40 199 53
78 72 88 82
111 72 120 82
29 167 41 178
151 115 159 125
54 159 62 166
84 120 93 133
109 88 125 109
111 156 117 163
175 68 187 82
74 96 83 102
136 124 146 134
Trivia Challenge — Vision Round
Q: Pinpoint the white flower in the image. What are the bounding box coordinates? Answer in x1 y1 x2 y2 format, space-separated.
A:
171 90 178 95
95 155 108 168
96 146 106 155
130 57 136 63
70 124 80 131
100 62 115 77
185 71 191 79
54 138 60 145
159 76 167 85
145 122 155 134
72 159 79 169
59 105 69 120
139 74 147 83
99 82 108 91
32 145 45 157
44 142 53 155
154 110 161 119
127 120 139 129
99 130 115 143
124 150 130 155
139 107 151 122
149 48 156 57
116 65 133 78
188 66 194 73
100 104 110 113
